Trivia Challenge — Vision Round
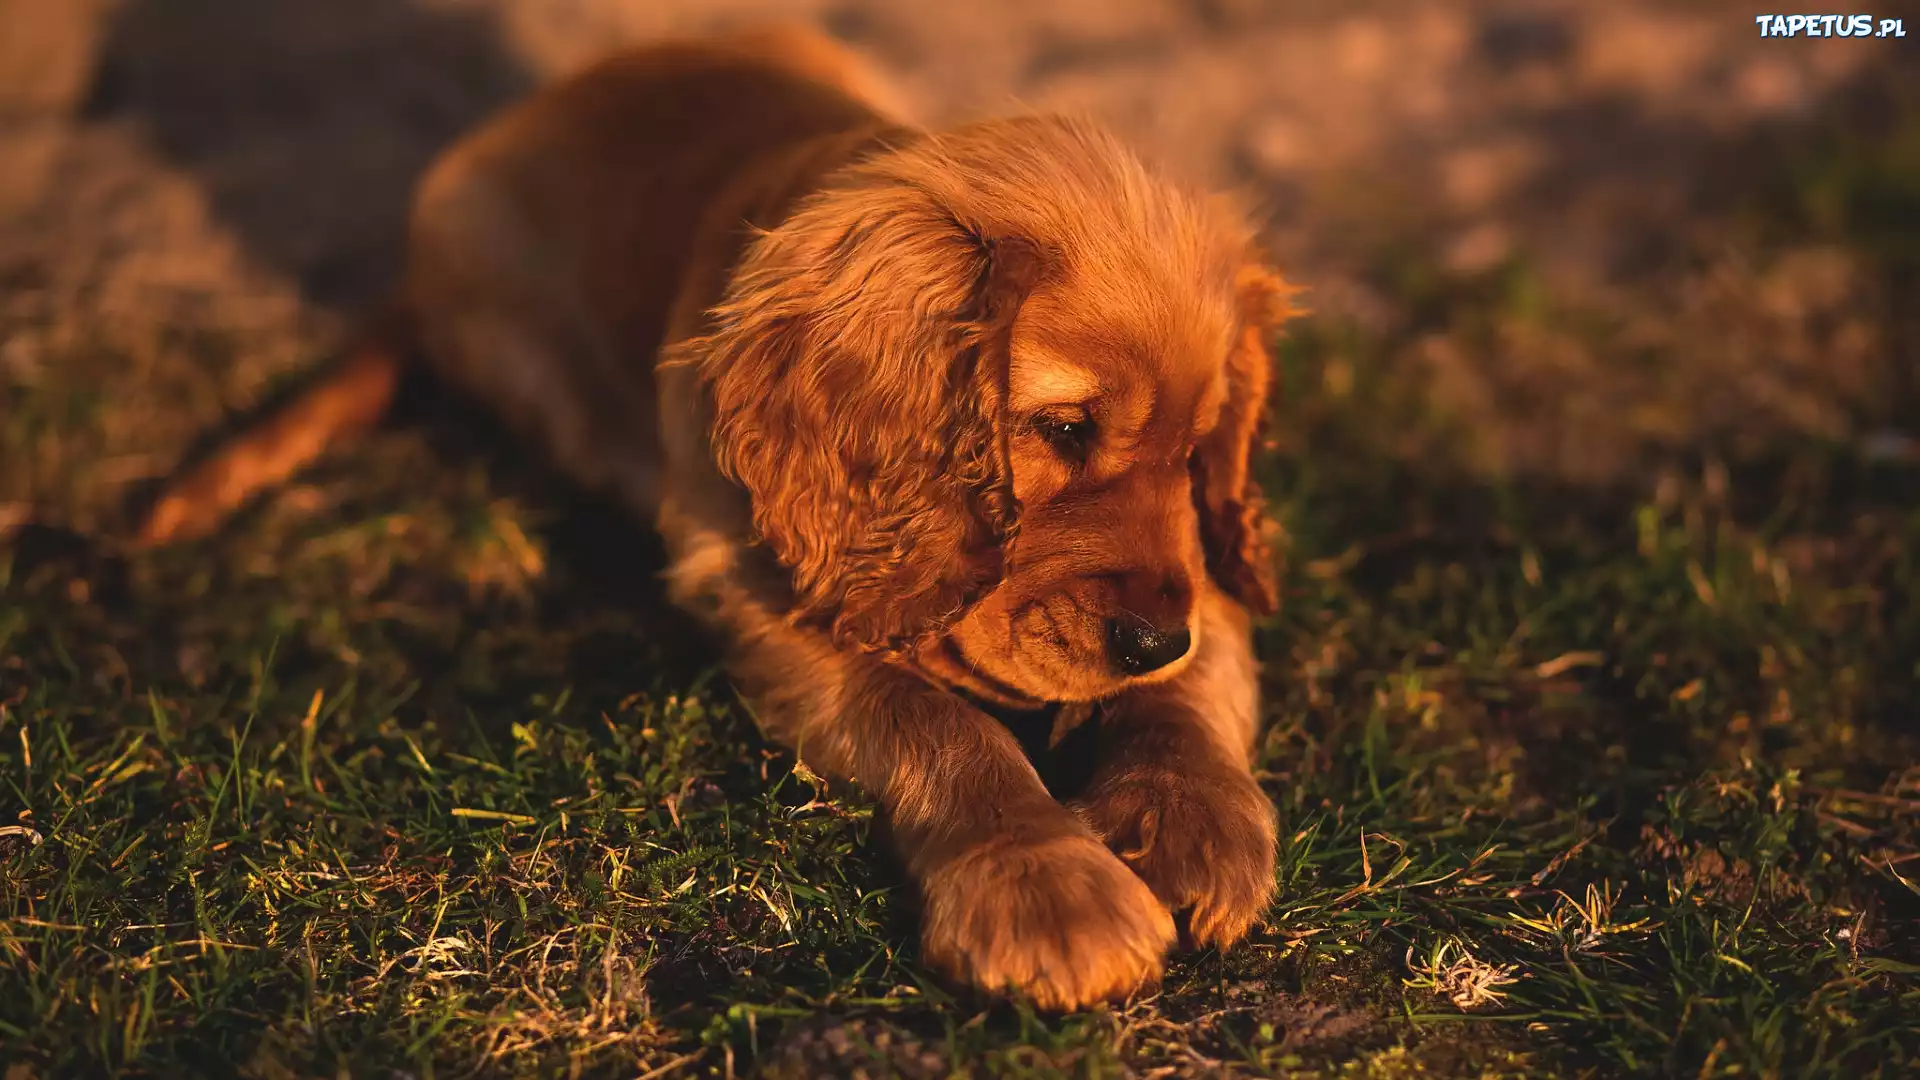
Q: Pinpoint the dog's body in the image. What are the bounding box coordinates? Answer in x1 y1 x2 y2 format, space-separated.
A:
140 27 1295 1009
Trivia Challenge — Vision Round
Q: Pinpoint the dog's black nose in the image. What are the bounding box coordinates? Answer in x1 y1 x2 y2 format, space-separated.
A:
1106 615 1192 676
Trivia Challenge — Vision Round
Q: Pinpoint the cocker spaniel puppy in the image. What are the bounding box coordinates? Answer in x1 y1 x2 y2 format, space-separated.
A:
139 26 1298 1009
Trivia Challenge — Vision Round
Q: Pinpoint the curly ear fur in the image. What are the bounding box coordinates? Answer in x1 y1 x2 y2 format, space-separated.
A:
692 164 1050 654
1192 261 1299 616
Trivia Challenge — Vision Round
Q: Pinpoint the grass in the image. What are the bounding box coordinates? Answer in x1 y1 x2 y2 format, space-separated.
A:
4 331 1915 1079
6 79 1920 1080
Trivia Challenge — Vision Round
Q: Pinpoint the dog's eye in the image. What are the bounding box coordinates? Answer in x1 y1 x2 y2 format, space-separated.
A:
1033 413 1096 460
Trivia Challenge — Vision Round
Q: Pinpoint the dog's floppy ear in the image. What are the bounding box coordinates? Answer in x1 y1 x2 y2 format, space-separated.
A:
691 189 1047 654
1191 261 1299 616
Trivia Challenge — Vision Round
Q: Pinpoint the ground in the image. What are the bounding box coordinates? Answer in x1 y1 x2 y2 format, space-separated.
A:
1 1 1917 1077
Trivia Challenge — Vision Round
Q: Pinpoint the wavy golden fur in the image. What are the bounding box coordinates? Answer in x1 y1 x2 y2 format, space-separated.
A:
138 25 1299 1010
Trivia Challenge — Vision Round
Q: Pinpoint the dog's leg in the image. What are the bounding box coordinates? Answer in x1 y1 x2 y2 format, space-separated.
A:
822 670 1179 1008
1070 585 1279 948
712 605 1176 1009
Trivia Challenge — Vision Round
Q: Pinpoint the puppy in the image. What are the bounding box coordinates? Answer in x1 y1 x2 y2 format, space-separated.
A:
138 26 1298 1009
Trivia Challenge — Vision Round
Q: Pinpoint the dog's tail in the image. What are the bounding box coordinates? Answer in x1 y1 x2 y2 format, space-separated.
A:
135 306 412 546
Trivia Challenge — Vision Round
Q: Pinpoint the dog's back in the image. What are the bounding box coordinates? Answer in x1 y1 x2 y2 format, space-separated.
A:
700 23 915 126
137 27 908 544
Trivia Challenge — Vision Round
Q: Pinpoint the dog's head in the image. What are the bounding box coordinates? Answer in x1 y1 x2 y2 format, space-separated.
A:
695 117 1296 705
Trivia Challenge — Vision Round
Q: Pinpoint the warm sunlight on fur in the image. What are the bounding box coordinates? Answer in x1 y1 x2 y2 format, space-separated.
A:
137 24 1297 1011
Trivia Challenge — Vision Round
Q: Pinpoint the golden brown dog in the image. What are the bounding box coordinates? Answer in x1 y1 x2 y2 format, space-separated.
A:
138 26 1298 1010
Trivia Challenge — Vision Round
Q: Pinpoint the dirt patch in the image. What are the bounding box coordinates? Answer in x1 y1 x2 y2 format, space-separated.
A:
764 1017 950 1080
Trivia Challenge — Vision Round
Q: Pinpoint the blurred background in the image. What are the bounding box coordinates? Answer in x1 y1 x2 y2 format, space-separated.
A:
1 0 1915 528
2 6 1916 1073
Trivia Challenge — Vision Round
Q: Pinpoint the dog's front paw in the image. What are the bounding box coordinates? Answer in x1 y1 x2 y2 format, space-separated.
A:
919 832 1175 1010
1073 758 1278 948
